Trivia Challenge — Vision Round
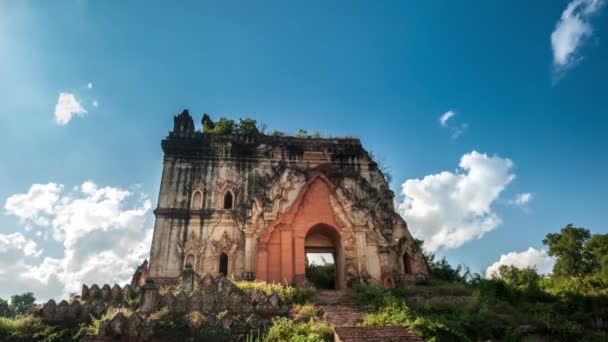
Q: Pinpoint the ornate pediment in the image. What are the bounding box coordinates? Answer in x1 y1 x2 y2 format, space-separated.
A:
210 231 239 256
177 234 206 259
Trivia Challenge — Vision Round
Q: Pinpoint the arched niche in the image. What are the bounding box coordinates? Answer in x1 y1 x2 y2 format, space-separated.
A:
191 190 203 210
223 191 234 209
219 253 229 276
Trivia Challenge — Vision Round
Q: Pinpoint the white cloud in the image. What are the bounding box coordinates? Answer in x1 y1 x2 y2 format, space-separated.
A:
398 151 515 251
439 110 468 139
439 110 455 127
551 0 605 71
2 182 152 301
54 92 87 125
92 100 99 108
0 233 41 258
511 192 533 206
486 247 556 277
87 82 93 89
4 183 63 228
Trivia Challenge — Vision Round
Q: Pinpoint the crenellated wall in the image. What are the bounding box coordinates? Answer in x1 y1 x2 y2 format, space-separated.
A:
36 271 285 339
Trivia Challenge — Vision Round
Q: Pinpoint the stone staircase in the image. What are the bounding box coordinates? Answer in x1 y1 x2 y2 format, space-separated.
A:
312 290 366 326
312 290 422 341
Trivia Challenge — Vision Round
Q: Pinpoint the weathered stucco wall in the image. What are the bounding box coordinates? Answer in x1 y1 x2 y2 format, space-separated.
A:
148 110 429 287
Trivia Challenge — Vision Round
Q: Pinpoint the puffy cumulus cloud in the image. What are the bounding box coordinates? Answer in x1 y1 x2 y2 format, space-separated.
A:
511 192 533 207
54 92 87 125
398 151 515 251
1 182 152 301
4 183 63 228
0 232 42 263
486 247 556 278
551 0 605 72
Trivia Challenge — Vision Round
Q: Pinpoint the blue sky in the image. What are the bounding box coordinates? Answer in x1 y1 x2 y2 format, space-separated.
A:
0 0 606 300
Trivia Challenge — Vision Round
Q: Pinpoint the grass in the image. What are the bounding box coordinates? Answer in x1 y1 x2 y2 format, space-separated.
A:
235 281 316 305
264 317 333 342
356 280 608 342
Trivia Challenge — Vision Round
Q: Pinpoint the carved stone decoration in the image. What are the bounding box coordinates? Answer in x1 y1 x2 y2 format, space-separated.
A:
210 231 238 257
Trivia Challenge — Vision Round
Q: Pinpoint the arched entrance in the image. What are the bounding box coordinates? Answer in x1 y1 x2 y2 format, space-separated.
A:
219 253 228 276
304 224 343 289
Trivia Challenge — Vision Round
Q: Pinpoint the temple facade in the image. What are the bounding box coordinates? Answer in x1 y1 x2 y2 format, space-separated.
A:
148 110 429 288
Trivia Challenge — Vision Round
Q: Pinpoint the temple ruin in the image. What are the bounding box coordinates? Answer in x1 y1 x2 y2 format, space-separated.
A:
148 110 429 288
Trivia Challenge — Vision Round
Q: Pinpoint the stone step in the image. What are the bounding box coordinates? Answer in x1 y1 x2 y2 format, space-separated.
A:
334 326 423 342
320 305 366 326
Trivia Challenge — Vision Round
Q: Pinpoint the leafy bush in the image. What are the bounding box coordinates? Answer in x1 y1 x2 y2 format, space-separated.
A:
265 317 333 342
291 303 321 320
306 263 335 289
0 315 78 342
238 118 259 135
211 118 236 134
235 281 316 305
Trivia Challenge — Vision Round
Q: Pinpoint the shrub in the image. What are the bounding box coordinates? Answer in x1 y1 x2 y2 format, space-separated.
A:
0 315 76 342
238 118 258 135
306 263 335 289
235 281 316 305
265 317 333 342
291 303 321 320
211 118 236 134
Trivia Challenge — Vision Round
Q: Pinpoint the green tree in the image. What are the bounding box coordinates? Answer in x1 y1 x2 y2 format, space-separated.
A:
270 130 285 137
295 129 308 138
498 265 542 296
10 293 36 316
0 297 12 317
211 118 236 134
543 224 594 277
587 233 608 277
238 118 258 135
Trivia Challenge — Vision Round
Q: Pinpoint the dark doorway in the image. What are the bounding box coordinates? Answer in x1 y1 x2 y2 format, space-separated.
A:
219 253 228 276
223 192 233 209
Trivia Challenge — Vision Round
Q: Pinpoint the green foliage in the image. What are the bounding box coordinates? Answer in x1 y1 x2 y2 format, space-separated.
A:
238 118 259 135
497 265 543 298
264 317 333 342
543 224 595 277
0 298 11 318
270 130 285 137
416 239 470 283
305 261 335 289
202 115 261 135
295 129 308 138
101 307 133 321
234 281 316 305
9 293 35 317
0 315 80 342
291 303 321 320
310 131 321 139
211 118 236 134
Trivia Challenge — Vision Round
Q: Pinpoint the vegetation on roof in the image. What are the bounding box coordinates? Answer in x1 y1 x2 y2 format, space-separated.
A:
201 114 324 139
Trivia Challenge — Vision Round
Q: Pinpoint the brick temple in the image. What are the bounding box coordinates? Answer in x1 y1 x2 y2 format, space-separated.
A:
147 110 429 288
